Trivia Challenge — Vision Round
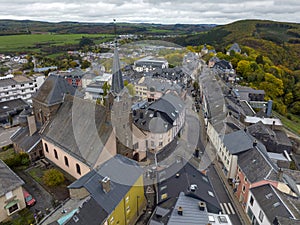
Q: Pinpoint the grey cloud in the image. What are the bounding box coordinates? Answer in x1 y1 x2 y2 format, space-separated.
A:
0 0 299 24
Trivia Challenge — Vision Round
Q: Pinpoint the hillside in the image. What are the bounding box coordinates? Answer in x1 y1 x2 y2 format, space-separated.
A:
171 20 300 127
0 19 215 36
169 20 300 70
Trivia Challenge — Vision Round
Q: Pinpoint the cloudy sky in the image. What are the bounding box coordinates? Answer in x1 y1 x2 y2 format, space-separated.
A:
0 0 299 24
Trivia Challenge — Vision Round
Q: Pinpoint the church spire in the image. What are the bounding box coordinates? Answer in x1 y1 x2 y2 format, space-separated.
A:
111 19 124 94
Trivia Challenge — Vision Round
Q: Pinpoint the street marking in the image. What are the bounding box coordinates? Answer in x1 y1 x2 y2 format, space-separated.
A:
228 203 235 214
220 203 225 214
223 202 231 215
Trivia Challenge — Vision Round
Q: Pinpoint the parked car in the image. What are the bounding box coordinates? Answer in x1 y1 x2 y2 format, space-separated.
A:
23 188 36 206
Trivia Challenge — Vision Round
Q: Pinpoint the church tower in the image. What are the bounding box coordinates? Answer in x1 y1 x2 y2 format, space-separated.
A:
107 20 133 158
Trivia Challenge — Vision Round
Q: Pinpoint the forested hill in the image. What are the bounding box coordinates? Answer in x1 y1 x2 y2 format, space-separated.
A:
0 19 215 35
168 20 300 118
169 20 300 68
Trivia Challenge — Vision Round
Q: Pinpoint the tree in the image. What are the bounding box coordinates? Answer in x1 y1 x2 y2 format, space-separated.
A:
290 101 300 115
79 37 95 49
43 169 65 187
126 83 136 96
81 60 91 69
102 81 110 97
255 54 264 65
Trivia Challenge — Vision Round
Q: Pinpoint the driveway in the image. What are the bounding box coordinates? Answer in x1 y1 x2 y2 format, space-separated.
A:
16 168 54 216
0 126 19 147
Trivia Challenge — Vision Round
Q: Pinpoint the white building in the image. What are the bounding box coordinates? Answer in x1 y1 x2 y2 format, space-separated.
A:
246 184 295 225
0 74 45 103
134 56 168 72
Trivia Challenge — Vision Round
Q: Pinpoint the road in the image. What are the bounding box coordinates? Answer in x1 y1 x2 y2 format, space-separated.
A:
207 164 242 225
0 126 19 147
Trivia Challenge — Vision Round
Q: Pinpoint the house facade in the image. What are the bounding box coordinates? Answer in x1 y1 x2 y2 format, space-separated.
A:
0 74 45 103
132 93 185 153
0 160 26 222
134 56 168 72
134 76 185 102
66 155 146 225
246 184 295 225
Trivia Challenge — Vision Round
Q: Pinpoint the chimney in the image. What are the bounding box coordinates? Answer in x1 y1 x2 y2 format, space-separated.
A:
198 201 206 211
101 176 111 193
177 206 183 216
278 168 283 180
253 139 257 147
27 115 37 136
244 127 247 133
272 120 275 130
266 100 273 117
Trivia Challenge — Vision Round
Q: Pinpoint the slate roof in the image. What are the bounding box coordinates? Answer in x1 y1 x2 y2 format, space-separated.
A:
214 60 232 70
238 146 278 183
65 197 108 225
223 130 254 154
68 155 143 215
228 43 241 53
274 216 300 225
0 98 29 116
157 159 221 214
136 77 182 94
111 46 124 94
133 93 184 133
42 95 112 167
167 192 209 225
10 126 41 153
250 184 294 223
32 74 76 106
0 159 24 197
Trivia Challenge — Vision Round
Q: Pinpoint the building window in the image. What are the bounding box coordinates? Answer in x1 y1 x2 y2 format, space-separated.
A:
76 163 81 175
8 203 19 214
54 149 58 159
64 156 69 167
242 185 246 193
5 191 13 200
159 142 163 147
244 177 248 183
21 84 24 87
250 196 254 206
259 210 264 222
125 196 130 203
44 143 49 153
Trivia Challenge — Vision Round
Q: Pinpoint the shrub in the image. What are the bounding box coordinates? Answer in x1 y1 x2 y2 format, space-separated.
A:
43 169 65 187
4 152 30 168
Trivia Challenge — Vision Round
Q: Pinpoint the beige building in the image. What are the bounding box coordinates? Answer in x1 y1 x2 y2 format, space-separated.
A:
0 160 26 223
134 77 185 102
132 93 185 154
41 95 117 179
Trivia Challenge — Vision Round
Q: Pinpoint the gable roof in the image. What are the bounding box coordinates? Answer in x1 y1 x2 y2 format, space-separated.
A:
32 74 76 106
238 146 278 183
250 184 294 223
10 126 41 153
42 95 112 167
223 130 254 154
0 159 24 196
167 192 209 225
68 154 143 215
157 159 221 214
65 197 108 225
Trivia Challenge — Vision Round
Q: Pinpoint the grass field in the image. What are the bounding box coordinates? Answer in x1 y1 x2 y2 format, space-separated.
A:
0 33 113 53
273 111 300 136
0 148 15 161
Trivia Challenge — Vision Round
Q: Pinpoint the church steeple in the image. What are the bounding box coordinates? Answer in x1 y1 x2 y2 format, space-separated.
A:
111 19 124 95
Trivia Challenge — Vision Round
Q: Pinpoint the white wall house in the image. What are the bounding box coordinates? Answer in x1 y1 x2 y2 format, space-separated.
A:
245 184 295 225
0 74 45 103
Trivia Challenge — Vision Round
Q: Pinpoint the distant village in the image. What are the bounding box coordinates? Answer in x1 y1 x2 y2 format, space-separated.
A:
0 40 299 225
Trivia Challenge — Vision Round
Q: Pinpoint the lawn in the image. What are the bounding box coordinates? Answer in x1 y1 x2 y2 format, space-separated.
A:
27 165 74 201
0 148 15 161
0 33 113 53
273 111 300 135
